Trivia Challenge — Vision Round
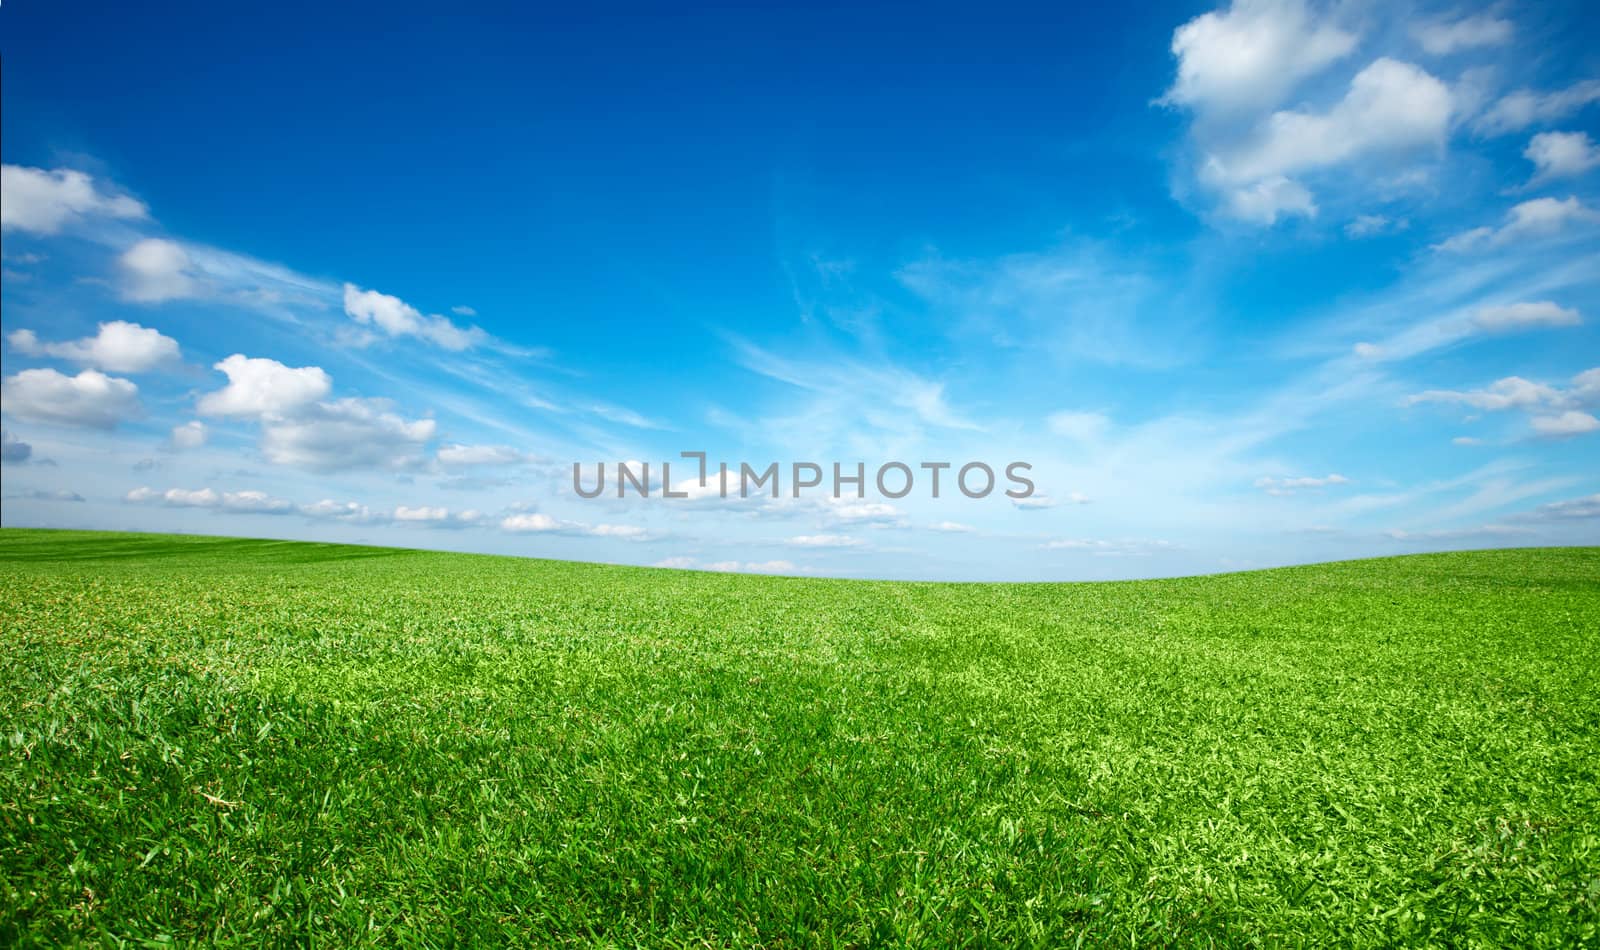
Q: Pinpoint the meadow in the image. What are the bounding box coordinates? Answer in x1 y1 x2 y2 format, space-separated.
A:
1 528 1597 946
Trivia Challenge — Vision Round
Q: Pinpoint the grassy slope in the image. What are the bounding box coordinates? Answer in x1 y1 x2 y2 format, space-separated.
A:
1 528 1597 947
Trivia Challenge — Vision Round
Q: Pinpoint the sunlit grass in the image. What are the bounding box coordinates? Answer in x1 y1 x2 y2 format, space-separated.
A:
2 528 1597 946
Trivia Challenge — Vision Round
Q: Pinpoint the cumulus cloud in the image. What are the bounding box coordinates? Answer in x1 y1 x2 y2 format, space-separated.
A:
169 421 208 450
300 499 385 524
928 521 975 533
126 486 296 514
501 512 563 532
1222 175 1318 224
1433 196 1600 252
1474 79 1600 136
1255 473 1350 496
257 398 436 471
0 164 147 234
125 486 490 527
7 320 180 372
500 511 653 540
1407 366 1600 438
195 355 435 471
1161 0 1356 116
1471 301 1581 332
435 443 529 466
1 428 32 464
1529 411 1599 438
1 368 141 429
342 283 486 351
392 505 484 528
653 556 808 574
824 500 903 524
1177 48 1454 225
787 534 864 548
119 238 204 302
1040 538 1175 557
1411 13 1512 55
1524 131 1600 183
1207 59 1452 188
704 560 799 574
197 354 332 418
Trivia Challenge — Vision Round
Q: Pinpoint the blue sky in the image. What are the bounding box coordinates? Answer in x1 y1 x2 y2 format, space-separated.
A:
3 0 1599 580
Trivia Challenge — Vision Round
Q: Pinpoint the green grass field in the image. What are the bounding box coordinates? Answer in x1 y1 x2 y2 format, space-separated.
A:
1 529 1597 946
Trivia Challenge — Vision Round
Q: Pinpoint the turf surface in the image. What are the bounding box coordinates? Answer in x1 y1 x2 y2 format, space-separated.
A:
1 528 1597 946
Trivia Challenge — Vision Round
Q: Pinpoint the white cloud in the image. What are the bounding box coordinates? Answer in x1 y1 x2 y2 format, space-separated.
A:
653 556 698 569
1524 131 1600 183
1345 214 1407 238
1209 59 1453 187
258 398 435 471
195 355 432 471
198 354 332 418
0 165 147 234
169 421 208 449
394 505 450 522
1384 524 1533 542
589 523 649 539
450 305 477 317
1412 13 1512 55
119 238 203 302
1471 301 1581 332
1474 79 1600 135
928 521 975 533
1161 0 1356 116
125 486 488 526
501 512 563 532
1353 341 1383 358
300 499 384 524
342 283 486 351
1406 376 1560 411
1 428 32 464
704 560 798 575
1529 411 1599 438
1407 367 1600 439
390 505 483 527
499 511 650 539
1519 493 1600 521
1012 495 1057 509
1255 473 1350 496
1221 175 1317 224
1433 196 1600 251
125 486 296 514
436 443 528 466
820 498 906 526
1 368 140 429
1040 538 1175 557
787 534 864 548
1452 436 1483 446
7 320 180 372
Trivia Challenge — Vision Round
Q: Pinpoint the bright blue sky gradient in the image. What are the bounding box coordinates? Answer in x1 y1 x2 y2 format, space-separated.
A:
3 0 1598 579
